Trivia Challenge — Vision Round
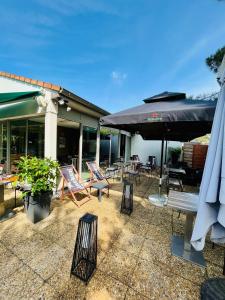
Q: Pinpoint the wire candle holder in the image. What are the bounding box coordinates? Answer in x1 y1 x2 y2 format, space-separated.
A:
120 180 133 215
70 213 98 283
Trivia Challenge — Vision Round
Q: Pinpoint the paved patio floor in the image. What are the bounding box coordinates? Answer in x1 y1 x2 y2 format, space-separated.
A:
0 174 224 299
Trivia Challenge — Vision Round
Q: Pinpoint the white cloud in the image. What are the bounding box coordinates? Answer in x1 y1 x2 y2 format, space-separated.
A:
111 71 127 84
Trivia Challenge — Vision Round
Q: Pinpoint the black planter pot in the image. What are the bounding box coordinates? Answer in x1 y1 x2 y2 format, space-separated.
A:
24 191 52 223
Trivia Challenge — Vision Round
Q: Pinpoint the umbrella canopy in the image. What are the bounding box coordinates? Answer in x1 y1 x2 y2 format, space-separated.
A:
191 58 225 251
100 92 216 141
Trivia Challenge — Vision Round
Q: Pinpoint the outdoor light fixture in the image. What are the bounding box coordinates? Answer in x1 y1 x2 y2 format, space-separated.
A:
71 213 98 284
120 180 133 215
58 99 65 105
66 106 72 112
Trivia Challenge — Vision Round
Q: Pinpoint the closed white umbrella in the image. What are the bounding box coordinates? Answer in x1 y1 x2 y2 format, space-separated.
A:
191 56 225 251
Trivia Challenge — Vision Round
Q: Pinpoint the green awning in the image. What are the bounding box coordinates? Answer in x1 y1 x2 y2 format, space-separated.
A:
0 97 40 119
0 91 40 103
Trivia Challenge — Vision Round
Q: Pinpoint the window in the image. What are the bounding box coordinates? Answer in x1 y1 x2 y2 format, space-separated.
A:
0 122 7 165
27 120 44 158
82 126 97 174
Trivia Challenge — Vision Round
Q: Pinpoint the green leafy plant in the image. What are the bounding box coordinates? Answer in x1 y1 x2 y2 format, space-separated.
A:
169 147 181 156
169 147 181 165
17 156 59 195
100 127 118 136
206 46 225 73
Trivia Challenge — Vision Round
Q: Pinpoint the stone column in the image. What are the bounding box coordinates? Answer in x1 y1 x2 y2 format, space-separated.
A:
96 125 100 167
78 124 83 175
44 92 58 160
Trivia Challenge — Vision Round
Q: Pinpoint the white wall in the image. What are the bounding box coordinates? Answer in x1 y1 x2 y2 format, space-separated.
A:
131 134 182 165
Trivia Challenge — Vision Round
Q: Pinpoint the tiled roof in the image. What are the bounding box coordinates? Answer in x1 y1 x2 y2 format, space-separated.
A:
0 71 110 115
0 71 61 91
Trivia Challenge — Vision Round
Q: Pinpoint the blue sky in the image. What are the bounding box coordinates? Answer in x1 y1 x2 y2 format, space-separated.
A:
0 0 225 112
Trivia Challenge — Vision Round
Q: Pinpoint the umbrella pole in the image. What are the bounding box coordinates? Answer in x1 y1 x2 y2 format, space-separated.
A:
159 139 164 196
164 140 168 165
148 138 167 206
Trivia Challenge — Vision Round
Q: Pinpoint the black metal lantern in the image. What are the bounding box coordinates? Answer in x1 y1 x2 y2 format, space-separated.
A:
120 181 133 215
71 213 98 283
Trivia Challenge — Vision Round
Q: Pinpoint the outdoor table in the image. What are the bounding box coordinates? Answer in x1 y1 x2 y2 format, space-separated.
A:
168 168 186 176
0 176 17 222
105 167 118 180
0 175 18 208
128 160 140 171
167 190 206 267
113 162 129 181
90 182 109 202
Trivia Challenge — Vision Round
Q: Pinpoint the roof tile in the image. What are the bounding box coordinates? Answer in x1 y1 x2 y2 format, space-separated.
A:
0 71 62 91
43 82 52 89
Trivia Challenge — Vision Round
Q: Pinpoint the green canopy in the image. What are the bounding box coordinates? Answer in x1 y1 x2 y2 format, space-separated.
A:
0 97 40 119
0 91 40 103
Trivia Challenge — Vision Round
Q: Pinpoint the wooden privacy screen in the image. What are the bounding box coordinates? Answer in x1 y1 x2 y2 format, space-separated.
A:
183 143 208 169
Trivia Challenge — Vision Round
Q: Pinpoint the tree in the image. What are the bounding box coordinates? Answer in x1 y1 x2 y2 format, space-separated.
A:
206 46 225 73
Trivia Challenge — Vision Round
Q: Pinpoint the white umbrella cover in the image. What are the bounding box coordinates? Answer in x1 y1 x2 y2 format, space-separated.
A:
191 57 225 251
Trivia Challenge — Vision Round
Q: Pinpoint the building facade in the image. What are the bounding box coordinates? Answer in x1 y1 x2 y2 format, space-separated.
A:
0 72 132 176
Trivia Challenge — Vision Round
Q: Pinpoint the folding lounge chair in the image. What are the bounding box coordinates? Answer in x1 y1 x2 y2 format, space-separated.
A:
59 165 91 207
86 161 110 185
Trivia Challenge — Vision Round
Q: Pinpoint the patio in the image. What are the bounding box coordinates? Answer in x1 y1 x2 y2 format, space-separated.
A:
0 174 224 300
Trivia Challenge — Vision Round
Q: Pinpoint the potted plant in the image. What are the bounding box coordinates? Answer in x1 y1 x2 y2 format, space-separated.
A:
18 156 59 223
169 147 181 166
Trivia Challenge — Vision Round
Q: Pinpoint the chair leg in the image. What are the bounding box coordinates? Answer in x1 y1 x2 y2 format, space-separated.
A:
85 188 91 199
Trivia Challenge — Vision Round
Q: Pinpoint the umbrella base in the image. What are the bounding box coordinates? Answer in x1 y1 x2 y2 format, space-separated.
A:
171 235 206 268
148 194 167 207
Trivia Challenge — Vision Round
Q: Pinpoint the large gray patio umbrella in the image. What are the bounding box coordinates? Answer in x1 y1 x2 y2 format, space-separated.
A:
100 92 216 205
101 92 215 141
191 57 225 251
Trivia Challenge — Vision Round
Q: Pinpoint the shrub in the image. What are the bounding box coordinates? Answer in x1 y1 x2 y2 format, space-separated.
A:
18 156 59 195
